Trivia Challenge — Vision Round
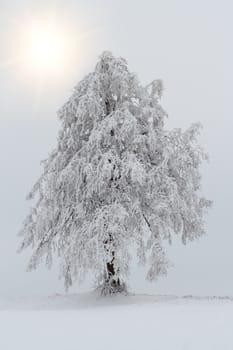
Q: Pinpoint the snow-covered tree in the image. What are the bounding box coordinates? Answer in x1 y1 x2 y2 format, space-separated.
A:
19 52 211 294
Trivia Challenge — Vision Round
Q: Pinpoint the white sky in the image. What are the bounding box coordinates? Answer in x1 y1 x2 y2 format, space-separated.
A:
0 0 232 297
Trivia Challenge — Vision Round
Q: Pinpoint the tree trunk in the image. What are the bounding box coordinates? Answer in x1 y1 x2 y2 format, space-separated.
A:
102 238 125 295
106 257 120 288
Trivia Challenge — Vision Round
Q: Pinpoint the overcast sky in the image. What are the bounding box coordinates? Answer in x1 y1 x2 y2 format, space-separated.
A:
0 0 232 297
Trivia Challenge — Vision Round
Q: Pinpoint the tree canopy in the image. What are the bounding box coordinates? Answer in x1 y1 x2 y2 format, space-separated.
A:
19 52 211 294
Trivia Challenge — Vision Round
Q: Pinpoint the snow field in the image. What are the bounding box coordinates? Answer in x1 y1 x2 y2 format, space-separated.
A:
0 294 232 350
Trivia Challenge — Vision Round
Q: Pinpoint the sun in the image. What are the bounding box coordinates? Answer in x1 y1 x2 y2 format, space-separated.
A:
18 19 77 78
29 28 63 67
24 23 67 72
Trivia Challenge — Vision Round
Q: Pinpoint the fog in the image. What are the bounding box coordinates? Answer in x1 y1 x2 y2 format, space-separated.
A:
0 0 232 297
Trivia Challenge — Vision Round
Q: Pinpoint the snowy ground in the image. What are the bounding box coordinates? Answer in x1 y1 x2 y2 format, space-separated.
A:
0 293 233 350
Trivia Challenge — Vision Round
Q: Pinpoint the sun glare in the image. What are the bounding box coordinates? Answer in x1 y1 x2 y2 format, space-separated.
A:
22 22 71 75
30 28 63 67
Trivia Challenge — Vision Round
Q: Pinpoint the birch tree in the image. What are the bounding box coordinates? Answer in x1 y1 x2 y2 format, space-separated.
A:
19 52 211 294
